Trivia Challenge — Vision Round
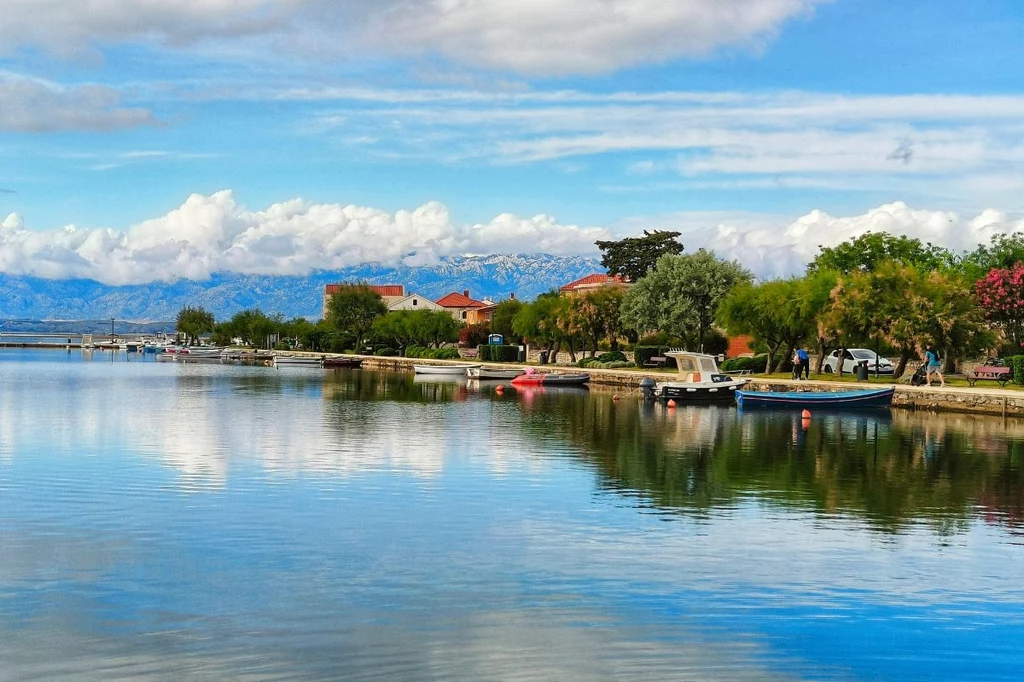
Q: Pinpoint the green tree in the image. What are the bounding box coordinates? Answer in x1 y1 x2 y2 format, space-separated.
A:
326 286 388 351
595 230 684 281
491 299 523 341
175 306 215 345
621 251 752 351
963 233 1024 281
808 231 955 274
513 292 568 361
718 279 811 373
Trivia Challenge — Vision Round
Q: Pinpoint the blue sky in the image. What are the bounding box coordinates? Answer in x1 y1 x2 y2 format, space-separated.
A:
1 0 1024 283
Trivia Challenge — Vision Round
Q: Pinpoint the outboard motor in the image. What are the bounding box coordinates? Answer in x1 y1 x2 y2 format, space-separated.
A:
639 377 658 401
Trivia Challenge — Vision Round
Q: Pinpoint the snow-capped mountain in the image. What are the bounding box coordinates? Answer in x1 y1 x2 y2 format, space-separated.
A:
0 254 601 321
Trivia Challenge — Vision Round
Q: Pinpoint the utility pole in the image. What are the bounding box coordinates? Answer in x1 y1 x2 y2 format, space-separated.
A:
110 318 115 339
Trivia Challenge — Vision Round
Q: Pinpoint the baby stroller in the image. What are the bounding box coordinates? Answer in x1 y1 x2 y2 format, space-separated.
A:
909 363 928 386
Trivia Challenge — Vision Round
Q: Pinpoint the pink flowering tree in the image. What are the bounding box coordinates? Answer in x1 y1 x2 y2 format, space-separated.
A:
975 264 1024 350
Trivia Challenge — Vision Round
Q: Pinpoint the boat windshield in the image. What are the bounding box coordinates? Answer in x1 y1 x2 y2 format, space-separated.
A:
698 357 718 374
674 356 699 373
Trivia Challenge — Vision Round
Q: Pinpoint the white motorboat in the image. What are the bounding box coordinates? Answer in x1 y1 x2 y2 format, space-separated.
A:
649 351 747 403
274 355 324 368
414 364 481 375
467 367 525 379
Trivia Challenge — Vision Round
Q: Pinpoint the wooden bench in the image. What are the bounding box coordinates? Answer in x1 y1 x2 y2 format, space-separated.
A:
643 355 668 368
965 366 1012 387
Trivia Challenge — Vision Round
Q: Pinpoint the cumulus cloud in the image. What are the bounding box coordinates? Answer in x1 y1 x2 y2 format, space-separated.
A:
0 0 824 75
0 191 608 285
657 202 1024 278
3 193 1023 284
0 73 156 132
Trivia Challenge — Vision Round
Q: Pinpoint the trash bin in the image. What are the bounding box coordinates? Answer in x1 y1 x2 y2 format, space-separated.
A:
539 350 549 365
856 360 869 382
518 345 526 362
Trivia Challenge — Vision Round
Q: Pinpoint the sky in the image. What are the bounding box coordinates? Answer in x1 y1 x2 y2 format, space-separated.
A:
2 0 1024 284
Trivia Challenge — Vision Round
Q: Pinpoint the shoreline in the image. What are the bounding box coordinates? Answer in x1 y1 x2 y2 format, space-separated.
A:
348 354 1024 418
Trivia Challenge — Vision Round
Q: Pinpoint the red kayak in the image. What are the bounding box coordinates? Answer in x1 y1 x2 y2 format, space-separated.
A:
511 373 590 386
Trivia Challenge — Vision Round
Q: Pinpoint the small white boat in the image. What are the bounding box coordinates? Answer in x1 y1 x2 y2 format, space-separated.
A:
649 351 747 403
274 355 324 368
414 364 481 375
467 367 525 379
179 346 226 358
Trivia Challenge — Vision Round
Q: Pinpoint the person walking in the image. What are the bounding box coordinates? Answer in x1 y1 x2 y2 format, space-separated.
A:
924 345 945 387
796 347 810 380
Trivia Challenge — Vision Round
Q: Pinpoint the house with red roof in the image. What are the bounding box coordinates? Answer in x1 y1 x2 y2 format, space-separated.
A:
559 273 629 296
323 284 407 318
435 289 488 323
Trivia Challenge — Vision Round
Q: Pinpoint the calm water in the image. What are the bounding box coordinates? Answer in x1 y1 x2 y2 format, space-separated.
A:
1 349 1023 680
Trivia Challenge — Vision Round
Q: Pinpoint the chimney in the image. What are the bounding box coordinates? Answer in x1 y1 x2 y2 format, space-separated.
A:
463 289 470 298
510 292 516 300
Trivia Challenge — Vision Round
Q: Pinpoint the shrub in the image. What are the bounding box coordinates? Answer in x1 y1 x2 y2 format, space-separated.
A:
430 347 461 360
460 323 490 347
1012 355 1024 385
477 345 491 362
374 347 398 357
597 351 627 363
634 346 675 369
721 354 767 372
404 345 425 358
577 357 597 367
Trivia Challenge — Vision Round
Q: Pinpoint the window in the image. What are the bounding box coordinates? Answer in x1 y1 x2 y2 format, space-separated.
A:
461 311 467 319
413 299 417 306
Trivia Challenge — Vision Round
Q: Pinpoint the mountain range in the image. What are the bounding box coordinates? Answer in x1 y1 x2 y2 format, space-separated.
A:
0 254 601 323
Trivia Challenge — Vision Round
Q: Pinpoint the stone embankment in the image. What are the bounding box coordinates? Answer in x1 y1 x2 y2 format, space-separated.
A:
322 353 1024 418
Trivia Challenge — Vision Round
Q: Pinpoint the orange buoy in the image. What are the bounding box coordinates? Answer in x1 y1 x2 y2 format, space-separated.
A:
495 384 505 394
612 394 620 401
801 409 811 419
667 399 677 408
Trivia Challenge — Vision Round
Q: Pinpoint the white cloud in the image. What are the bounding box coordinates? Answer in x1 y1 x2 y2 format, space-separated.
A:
0 0 825 75
299 89 1024 207
636 202 1024 278
0 191 608 285
3 193 1024 284
0 73 156 132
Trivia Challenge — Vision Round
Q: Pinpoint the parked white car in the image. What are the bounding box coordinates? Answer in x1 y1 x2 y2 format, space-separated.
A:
822 349 895 374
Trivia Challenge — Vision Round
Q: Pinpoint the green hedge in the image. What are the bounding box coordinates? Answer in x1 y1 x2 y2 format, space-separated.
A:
578 358 631 369
1011 355 1024 385
597 351 627 363
478 344 521 362
634 346 675 368
374 347 398 357
406 345 460 359
720 354 767 372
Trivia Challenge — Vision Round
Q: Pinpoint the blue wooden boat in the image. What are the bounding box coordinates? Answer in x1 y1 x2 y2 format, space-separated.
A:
736 386 895 409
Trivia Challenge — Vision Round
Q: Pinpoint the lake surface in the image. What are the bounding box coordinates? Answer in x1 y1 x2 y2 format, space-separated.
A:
1 349 1023 680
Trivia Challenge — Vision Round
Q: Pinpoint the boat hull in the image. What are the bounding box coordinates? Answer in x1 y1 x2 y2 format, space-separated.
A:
511 373 590 386
323 357 362 369
467 367 525 379
659 382 743 403
413 364 481 375
274 356 324 367
736 387 895 409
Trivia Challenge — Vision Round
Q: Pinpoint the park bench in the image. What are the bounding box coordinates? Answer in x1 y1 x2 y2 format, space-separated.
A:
643 355 668 368
965 365 1012 387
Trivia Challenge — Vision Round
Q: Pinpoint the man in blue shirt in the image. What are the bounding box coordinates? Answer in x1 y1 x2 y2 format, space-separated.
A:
796 347 810 380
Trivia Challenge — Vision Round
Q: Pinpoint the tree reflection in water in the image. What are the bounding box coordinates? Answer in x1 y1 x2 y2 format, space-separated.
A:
317 370 1024 535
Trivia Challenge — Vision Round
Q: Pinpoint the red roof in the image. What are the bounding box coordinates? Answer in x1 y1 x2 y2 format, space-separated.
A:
727 335 755 358
325 284 405 297
435 291 486 308
559 273 625 292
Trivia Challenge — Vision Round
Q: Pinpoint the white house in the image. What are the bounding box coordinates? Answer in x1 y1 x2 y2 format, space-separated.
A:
388 294 444 312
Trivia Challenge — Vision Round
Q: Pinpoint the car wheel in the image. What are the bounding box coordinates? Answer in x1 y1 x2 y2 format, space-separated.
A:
823 365 833 374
